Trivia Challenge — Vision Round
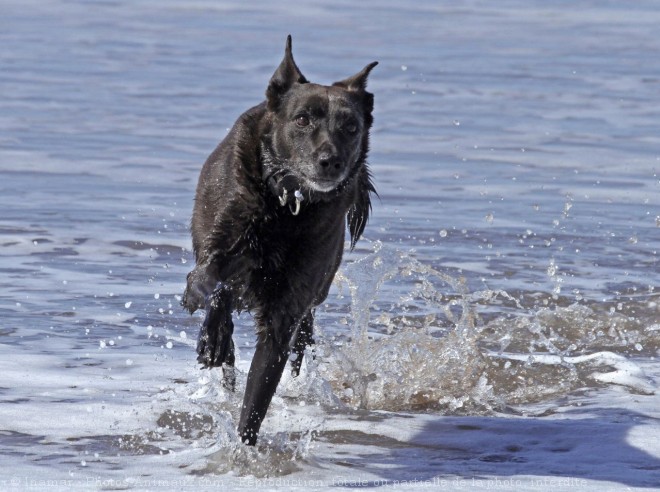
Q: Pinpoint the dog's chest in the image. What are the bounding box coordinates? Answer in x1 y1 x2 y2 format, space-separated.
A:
248 210 303 267
241 201 341 271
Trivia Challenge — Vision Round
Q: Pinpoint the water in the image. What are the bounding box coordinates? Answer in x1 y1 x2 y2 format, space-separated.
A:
1 1 659 490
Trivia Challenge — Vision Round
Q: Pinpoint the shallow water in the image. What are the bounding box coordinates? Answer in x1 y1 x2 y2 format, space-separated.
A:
1 0 659 490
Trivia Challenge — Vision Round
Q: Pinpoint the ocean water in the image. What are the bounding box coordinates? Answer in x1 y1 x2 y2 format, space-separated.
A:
1 1 659 490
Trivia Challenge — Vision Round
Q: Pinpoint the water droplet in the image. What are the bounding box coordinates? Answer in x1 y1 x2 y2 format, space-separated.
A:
179 331 187 339
166 341 173 349
124 301 132 309
154 293 160 299
401 65 408 71
126 359 133 366
452 119 460 126
485 213 494 224
439 229 448 238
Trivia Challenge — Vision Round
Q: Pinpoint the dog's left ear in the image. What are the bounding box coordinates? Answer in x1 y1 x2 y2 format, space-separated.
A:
333 61 379 92
334 62 378 117
266 35 308 111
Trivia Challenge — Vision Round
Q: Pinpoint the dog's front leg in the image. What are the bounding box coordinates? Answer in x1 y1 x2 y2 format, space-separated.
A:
237 311 299 445
197 283 236 390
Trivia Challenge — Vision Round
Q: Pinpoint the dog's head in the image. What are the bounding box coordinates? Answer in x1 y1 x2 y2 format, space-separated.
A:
262 36 377 196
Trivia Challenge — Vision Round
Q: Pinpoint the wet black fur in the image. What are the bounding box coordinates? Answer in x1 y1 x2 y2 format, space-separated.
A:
182 36 377 445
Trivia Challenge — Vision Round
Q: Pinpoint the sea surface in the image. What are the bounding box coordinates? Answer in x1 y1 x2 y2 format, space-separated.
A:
1 1 659 490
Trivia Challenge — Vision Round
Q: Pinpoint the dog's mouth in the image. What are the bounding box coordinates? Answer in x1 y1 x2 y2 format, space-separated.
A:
306 177 341 193
303 168 352 193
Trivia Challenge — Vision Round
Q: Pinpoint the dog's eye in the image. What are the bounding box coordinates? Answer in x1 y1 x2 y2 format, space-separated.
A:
295 115 310 127
345 122 358 134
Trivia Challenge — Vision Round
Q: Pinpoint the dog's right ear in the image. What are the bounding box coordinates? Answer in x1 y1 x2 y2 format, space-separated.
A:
266 35 308 111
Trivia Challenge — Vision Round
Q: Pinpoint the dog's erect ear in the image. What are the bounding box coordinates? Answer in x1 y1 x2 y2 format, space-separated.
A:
333 61 378 92
266 35 308 111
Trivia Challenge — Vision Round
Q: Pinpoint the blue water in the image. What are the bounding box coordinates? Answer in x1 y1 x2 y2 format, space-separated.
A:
1 1 659 489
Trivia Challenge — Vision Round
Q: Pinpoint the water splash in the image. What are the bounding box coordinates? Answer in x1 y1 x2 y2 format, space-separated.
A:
138 243 657 470
310 242 657 414
320 242 495 412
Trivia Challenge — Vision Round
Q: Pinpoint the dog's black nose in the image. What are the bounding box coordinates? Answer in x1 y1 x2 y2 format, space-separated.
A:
318 153 341 171
315 140 343 179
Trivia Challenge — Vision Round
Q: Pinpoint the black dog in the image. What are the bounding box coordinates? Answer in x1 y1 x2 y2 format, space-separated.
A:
182 36 377 446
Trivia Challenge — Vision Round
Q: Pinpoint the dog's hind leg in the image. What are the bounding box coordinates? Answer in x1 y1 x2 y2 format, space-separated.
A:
197 283 236 390
290 310 314 377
